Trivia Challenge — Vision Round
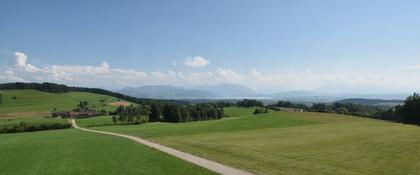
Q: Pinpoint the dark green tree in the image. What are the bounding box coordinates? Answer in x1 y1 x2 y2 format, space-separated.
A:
163 104 182 123
149 104 161 122
112 116 118 124
396 93 420 125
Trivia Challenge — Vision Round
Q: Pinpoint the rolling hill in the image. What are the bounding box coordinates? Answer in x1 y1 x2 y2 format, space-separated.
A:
0 129 215 175
84 107 420 175
0 89 132 119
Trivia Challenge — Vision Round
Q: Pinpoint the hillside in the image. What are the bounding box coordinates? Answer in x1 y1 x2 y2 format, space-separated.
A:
84 107 420 175
0 89 132 119
0 129 214 175
0 82 188 105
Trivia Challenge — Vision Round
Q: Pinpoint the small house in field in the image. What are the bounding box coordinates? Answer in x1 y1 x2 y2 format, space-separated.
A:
52 110 101 118
73 110 102 118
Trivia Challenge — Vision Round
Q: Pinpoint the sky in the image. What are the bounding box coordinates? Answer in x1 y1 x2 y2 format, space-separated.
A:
1 0 420 93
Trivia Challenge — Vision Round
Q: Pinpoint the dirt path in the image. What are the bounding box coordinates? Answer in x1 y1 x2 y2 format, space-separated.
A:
71 119 253 175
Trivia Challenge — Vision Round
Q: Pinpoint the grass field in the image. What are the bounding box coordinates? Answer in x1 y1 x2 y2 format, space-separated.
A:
0 117 69 127
0 90 132 118
3 89 420 175
0 129 215 175
84 107 420 175
78 107 318 138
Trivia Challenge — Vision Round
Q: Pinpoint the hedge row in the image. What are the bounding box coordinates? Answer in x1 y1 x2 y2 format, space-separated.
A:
0 122 71 134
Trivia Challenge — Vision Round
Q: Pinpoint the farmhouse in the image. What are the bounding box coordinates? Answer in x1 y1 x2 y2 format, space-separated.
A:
52 110 102 118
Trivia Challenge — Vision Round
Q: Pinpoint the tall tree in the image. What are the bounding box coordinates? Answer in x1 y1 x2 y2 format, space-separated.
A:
149 104 161 122
163 104 182 123
396 93 420 125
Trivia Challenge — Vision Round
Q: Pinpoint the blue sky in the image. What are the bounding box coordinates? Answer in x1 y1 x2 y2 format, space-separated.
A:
1 0 420 93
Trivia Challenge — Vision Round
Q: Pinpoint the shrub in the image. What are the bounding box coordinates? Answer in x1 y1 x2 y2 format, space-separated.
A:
0 122 71 134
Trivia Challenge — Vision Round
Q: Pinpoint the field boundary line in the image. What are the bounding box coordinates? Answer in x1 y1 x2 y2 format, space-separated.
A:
71 119 253 175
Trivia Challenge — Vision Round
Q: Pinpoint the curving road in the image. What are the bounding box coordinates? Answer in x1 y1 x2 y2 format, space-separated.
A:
71 119 253 175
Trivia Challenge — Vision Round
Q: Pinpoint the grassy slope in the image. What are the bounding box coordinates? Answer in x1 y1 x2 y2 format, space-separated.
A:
0 90 132 118
80 107 318 138
0 129 215 175
0 117 69 127
86 107 420 175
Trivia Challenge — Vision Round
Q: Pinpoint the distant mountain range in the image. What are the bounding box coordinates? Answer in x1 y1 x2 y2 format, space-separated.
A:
119 85 219 99
197 84 260 98
119 84 261 99
119 84 411 101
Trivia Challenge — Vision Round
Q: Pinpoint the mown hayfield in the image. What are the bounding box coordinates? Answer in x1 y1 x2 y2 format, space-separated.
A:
0 129 215 175
86 107 420 175
81 107 317 138
0 90 132 118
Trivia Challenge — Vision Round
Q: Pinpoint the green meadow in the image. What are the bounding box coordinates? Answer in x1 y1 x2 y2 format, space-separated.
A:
0 90 131 119
85 107 420 175
2 90 420 175
80 107 318 138
0 117 68 127
0 129 214 175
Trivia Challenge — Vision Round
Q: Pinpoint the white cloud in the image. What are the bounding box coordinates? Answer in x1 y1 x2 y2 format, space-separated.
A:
1 70 23 82
397 64 420 71
185 72 213 82
1 52 149 88
183 56 210 67
1 52 419 92
151 71 167 79
214 68 243 82
14 52 42 72
100 61 110 69
249 68 262 78
15 52 27 66
5 70 14 75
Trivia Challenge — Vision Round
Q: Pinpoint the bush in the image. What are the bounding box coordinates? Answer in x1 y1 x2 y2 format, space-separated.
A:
253 108 268 115
0 122 71 134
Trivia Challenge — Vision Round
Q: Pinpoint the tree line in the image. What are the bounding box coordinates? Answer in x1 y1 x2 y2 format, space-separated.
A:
272 94 420 125
0 82 188 106
236 99 264 107
110 105 150 125
110 102 225 125
1 122 71 134
383 93 420 125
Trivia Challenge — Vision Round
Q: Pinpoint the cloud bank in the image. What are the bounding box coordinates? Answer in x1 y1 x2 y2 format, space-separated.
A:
0 52 418 93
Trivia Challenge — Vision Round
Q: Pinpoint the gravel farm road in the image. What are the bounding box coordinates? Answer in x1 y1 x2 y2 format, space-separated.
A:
71 119 254 175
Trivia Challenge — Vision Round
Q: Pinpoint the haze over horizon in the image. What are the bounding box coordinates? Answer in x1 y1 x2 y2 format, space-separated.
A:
1 0 420 94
